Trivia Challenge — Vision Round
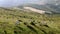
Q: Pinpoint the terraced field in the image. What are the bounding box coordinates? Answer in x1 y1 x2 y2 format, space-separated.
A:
0 8 60 34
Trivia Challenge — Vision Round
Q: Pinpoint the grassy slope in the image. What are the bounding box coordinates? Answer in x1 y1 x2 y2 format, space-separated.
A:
0 8 60 34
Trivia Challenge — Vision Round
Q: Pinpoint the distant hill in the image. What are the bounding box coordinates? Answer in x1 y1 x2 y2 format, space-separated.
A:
17 3 60 14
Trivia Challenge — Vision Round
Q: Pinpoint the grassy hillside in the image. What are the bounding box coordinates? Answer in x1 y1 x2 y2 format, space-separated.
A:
0 8 60 34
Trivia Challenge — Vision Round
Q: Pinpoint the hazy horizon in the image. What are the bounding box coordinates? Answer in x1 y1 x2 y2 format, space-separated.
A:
0 0 60 7
0 0 40 7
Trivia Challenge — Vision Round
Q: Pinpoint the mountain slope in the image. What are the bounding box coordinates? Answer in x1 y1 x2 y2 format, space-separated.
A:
0 8 60 34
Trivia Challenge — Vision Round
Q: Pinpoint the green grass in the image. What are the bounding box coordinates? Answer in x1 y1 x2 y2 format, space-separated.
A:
0 8 60 34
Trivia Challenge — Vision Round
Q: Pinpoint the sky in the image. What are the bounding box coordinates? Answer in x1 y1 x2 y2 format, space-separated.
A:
0 0 40 7
0 0 59 7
